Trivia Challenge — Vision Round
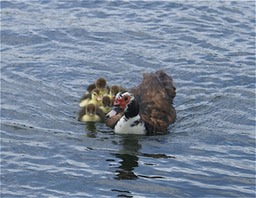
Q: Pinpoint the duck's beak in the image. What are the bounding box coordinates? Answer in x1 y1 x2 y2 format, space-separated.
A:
106 105 123 118
106 109 117 118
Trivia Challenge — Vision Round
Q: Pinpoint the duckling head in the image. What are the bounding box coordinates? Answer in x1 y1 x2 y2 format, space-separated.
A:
96 78 107 90
91 88 102 102
86 103 97 116
109 85 119 98
102 95 112 109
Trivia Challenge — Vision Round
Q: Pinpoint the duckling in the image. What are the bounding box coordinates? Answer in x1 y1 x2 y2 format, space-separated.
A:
85 78 109 96
108 85 126 99
99 95 113 114
96 77 109 96
79 88 102 107
78 103 106 122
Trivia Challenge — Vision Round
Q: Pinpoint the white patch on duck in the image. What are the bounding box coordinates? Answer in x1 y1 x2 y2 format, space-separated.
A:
114 115 146 135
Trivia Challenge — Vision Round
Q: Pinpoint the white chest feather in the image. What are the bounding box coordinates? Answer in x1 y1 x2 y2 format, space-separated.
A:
114 115 146 135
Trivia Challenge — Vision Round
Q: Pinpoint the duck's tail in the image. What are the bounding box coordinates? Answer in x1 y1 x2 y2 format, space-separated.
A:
155 70 176 103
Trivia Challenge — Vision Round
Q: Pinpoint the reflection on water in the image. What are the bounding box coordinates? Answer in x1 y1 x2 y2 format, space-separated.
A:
85 122 97 137
113 136 176 180
115 153 139 180
114 136 141 180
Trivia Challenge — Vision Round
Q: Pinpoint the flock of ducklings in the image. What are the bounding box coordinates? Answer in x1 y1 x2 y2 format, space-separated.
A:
78 78 125 122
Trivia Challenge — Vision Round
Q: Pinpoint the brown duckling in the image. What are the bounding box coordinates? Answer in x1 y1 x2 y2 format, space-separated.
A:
99 95 113 114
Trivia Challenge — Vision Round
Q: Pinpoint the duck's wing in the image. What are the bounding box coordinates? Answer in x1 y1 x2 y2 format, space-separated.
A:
105 113 124 129
155 70 176 103
130 70 176 134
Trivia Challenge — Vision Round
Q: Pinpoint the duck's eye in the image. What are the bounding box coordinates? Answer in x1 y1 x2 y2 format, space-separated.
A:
124 96 129 101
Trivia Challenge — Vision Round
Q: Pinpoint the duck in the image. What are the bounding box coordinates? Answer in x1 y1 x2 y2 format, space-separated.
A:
108 85 126 100
79 88 102 107
78 103 106 122
99 95 113 114
106 70 176 135
85 77 109 96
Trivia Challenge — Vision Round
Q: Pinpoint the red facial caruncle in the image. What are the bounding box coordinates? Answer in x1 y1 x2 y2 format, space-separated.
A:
114 92 132 109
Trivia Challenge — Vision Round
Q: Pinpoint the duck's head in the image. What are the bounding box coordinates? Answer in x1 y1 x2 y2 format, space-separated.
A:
86 103 97 116
102 95 112 109
91 88 102 102
107 91 139 119
95 78 107 90
114 92 135 109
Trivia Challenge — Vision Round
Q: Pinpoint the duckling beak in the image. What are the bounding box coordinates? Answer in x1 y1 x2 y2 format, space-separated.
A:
96 96 102 101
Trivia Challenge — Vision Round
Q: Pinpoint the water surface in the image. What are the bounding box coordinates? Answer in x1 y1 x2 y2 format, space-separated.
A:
1 1 255 197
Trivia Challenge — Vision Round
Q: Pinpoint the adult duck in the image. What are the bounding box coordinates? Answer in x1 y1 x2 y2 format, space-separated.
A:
106 70 176 135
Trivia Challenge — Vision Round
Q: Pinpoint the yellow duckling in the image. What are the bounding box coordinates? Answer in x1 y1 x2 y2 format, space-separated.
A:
78 103 105 122
99 95 113 114
79 88 103 107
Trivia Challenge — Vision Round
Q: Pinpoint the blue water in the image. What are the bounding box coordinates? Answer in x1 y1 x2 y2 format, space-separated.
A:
1 1 255 197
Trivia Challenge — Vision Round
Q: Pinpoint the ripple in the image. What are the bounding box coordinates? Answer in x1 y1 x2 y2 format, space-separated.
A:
1 1 255 197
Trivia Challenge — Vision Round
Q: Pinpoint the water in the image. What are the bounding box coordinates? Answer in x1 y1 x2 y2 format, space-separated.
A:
1 1 255 197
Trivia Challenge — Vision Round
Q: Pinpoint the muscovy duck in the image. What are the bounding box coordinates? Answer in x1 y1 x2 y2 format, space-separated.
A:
106 70 176 135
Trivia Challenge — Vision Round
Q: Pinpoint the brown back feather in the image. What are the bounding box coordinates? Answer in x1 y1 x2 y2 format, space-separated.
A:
129 70 176 134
